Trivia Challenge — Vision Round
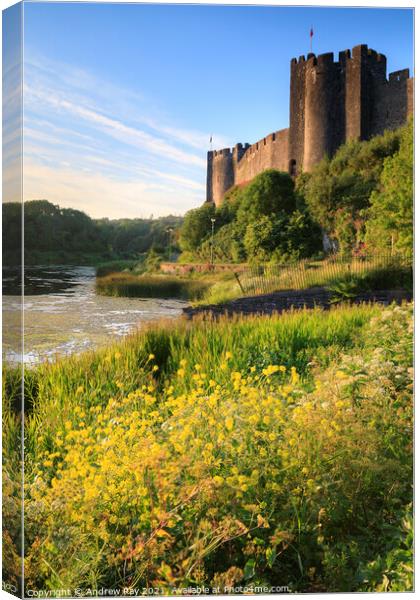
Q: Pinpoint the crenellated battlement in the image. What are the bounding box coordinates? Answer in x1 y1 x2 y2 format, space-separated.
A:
209 129 289 165
389 69 410 83
291 45 387 69
207 43 413 205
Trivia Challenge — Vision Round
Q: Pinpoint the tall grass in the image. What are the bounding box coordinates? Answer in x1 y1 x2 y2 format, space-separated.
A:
4 304 376 413
3 303 413 592
96 272 211 299
3 305 377 486
241 254 412 296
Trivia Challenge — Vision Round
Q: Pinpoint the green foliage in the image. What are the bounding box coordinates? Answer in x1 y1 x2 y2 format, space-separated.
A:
364 119 413 254
181 170 322 263
327 276 360 304
22 200 105 261
279 209 323 261
235 170 295 228
95 214 182 256
199 222 246 263
95 259 146 277
2 200 183 265
179 202 216 252
299 123 410 255
244 214 284 261
355 506 413 592
326 260 412 304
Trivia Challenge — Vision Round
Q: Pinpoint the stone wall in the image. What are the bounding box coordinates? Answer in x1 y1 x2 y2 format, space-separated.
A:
207 129 289 207
160 262 248 275
370 68 413 136
234 129 289 185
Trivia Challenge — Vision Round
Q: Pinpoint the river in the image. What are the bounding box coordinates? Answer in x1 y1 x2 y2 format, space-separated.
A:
2 266 188 365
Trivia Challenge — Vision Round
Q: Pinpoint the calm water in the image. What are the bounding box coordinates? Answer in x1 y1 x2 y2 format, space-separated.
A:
2 266 187 365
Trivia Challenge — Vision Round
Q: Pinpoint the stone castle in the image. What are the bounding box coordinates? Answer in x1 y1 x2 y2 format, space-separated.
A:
206 44 413 207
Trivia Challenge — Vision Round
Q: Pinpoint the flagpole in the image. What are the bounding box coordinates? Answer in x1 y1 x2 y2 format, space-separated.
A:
310 25 313 53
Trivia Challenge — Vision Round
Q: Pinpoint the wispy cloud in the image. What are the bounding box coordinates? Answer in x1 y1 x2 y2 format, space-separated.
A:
17 53 232 217
23 158 202 219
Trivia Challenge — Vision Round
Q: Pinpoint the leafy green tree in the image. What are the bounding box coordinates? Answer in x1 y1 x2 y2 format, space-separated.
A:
236 170 295 233
199 222 245 263
2 202 22 264
179 203 216 252
282 209 323 260
244 215 284 261
364 119 413 254
3 200 183 264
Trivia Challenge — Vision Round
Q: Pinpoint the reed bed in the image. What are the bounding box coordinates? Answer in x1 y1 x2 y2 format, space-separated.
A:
96 272 211 300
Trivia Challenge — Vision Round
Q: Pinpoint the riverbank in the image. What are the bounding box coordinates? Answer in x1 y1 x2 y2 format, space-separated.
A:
95 255 413 306
3 302 413 592
183 287 413 318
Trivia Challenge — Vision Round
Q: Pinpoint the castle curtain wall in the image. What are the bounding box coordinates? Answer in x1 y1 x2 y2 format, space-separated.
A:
207 130 289 207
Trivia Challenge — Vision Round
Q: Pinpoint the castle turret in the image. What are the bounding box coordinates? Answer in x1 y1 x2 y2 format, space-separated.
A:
208 148 234 207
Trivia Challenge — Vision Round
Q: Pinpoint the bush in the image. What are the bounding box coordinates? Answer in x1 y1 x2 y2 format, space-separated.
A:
299 124 407 254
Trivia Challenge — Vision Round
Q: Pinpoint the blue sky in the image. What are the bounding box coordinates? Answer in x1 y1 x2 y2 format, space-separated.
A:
14 2 415 217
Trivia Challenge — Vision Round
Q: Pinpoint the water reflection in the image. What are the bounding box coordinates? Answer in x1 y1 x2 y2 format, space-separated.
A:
3 265 95 295
2 266 187 365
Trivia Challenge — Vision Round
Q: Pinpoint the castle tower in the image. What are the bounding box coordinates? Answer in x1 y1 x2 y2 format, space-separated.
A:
288 55 307 174
206 148 234 207
302 52 344 171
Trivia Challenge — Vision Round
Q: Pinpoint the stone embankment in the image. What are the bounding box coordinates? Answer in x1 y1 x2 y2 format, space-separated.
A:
160 262 247 275
183 287 412 319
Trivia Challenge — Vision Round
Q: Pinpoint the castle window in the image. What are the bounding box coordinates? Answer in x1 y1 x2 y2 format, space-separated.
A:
289 159 297 176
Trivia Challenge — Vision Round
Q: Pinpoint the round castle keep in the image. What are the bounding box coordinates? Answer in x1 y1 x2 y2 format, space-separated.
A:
206 44 413 207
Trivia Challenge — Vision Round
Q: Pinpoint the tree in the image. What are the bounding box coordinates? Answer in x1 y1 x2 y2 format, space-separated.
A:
179 203 216 252
364 119 413 254
236 170 296 233
244 215 284 261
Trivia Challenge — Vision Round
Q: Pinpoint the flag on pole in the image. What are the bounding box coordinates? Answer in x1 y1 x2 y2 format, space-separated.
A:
210 135 212 144
310 26 314 52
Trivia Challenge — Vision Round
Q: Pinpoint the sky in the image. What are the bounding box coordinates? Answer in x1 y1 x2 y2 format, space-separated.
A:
3 2 415 219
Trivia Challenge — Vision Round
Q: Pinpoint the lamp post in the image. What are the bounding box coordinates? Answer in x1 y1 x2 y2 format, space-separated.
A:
210 218 216 265
166 227 173 259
